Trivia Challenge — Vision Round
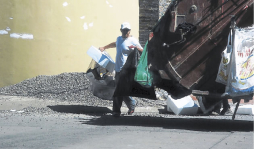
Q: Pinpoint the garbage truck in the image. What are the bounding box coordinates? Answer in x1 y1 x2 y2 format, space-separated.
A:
146 0 253 119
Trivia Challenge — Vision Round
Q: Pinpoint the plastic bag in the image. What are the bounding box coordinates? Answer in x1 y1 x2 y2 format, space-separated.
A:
216 30 232 85
113 48 156 99
226 26 254 96
134 41 153 87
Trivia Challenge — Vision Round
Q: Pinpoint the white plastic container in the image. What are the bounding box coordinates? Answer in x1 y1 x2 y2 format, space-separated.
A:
236 105 254 115
167 95 199 115
87 46 115 72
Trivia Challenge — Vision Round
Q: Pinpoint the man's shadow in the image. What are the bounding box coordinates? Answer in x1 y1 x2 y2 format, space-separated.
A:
48 105 112 115
48 105 253 132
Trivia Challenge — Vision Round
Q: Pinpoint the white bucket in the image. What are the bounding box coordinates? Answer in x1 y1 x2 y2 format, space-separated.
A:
236 105 254 115
167 95 199 115
87 46 115 72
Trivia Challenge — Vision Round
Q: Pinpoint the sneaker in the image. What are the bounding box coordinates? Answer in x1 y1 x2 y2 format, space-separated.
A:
127 99 138 115
211 111 220 115
220 107 232 115
127 109 134 115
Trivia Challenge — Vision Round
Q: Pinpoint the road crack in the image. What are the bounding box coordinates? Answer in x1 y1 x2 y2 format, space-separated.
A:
209 132 234 149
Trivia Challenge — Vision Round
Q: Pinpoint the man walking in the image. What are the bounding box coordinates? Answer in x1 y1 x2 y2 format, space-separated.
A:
99 22 143 117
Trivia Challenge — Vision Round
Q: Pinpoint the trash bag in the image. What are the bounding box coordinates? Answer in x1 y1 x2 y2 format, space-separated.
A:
113 48 156 99
134 41 153 87
86 59 116 100
86 72 115 100
153 76 192 99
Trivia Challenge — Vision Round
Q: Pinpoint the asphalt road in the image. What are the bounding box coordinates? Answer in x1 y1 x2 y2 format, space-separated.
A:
0 112 253 149
0 96 253 149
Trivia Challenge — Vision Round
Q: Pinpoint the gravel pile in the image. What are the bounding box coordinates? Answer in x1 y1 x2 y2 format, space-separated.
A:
0 72 166 108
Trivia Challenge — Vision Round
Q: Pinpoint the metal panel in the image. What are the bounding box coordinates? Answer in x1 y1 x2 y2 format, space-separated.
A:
167 0 253 89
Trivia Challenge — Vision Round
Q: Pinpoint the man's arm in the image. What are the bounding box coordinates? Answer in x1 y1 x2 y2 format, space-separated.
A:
133 37 143 52
99 42 116 52
135 46 143 52
129 45 143 52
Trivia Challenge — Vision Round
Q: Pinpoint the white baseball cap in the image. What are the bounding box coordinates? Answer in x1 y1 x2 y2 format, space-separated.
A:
121 22 131 30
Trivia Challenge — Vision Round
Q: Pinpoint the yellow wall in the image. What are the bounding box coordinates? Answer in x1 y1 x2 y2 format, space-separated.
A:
0 0 140 87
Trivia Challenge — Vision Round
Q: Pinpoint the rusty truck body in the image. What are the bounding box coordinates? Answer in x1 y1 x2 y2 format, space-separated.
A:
147 0 253 117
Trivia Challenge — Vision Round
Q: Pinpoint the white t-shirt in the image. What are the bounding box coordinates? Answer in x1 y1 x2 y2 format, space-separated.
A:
115 36 143 72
